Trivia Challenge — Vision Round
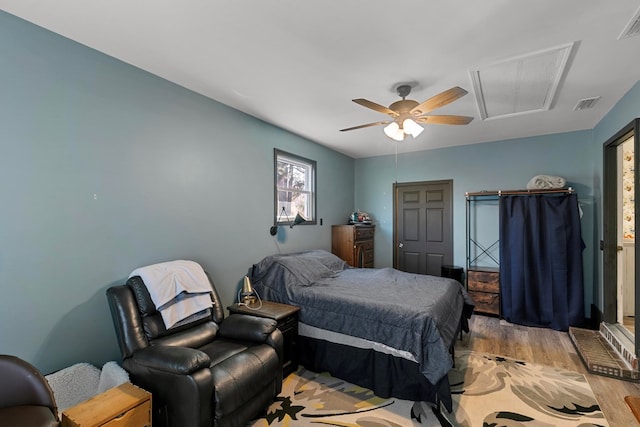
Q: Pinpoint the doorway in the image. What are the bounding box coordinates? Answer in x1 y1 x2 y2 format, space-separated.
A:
603 118 639 358
393 180 453 275
618 135 635 336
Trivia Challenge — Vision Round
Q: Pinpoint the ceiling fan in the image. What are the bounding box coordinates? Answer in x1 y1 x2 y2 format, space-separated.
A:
340 84 474 141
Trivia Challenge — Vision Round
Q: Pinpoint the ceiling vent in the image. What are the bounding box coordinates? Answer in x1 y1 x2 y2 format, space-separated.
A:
573 97 601 111
469 42 575 121
618 6 640 40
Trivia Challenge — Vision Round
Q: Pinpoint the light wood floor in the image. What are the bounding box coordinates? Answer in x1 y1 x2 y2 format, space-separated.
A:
457 315 640 426
624 315 635 335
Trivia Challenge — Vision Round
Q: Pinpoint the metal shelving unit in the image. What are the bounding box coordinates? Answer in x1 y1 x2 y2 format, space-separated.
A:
465 188 574 274
465 192 500 274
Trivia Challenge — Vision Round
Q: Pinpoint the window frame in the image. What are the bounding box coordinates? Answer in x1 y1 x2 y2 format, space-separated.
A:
274 149 317 226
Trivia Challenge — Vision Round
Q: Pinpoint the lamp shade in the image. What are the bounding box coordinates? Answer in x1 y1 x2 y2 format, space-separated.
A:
290 213 306 228
384 122 404 141
242 276 253 295
403 118 424 137
241 276 256 305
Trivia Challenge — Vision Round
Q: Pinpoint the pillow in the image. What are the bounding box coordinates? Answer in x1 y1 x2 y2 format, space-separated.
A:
275 250 346 286
301 249 349 273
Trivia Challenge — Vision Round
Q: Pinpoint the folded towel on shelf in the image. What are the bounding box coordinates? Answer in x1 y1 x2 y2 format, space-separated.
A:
129 260 213 328
526 175 566 190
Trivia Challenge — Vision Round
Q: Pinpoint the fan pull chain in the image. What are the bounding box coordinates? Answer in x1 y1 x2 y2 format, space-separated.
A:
394 139 398 184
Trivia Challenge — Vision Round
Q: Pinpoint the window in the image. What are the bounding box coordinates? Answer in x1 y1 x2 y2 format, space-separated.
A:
274 149 316 225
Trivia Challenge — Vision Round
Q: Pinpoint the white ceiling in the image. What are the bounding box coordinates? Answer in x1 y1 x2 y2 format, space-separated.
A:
2 0 640 158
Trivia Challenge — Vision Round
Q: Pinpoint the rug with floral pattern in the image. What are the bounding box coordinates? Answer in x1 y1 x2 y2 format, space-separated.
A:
249 350 608 426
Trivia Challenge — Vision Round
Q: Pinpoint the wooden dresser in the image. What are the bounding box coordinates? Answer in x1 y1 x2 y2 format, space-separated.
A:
467 267 500 316
331 224 374 268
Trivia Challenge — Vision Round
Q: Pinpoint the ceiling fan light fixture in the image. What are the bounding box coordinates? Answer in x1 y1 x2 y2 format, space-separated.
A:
403 118 423 138
384 122 404 141
343 85 471 140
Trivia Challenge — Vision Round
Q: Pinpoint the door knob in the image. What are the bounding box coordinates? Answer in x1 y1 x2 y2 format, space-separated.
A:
617 245 624 252
398 243 404 248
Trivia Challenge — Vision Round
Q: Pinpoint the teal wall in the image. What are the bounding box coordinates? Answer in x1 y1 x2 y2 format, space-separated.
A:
0 11 354 374
355 131 596 264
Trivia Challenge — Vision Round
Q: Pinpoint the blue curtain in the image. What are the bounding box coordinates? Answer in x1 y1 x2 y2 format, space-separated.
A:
499 194 584 331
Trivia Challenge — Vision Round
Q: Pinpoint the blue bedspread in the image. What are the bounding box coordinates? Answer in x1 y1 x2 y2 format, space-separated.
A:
249 249 473 385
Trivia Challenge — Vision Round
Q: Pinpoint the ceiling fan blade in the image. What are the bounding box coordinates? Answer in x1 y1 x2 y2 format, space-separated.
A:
352 99 399 117
340 121 391 132
410 86 468 115
415 115 474 125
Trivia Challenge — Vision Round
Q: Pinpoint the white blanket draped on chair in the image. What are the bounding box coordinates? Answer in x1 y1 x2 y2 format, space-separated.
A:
129 260 213 328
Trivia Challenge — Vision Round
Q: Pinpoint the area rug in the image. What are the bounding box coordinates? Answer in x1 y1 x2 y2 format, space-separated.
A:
250 350 608 426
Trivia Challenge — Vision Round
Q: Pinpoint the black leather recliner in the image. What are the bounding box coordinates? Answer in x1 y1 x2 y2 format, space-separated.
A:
106 274 283 427
0 354 60 427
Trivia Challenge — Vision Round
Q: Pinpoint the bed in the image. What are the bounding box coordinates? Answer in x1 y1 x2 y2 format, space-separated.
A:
248 249 474 411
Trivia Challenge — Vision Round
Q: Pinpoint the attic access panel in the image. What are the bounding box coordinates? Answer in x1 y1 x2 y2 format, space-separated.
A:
470 42 575 120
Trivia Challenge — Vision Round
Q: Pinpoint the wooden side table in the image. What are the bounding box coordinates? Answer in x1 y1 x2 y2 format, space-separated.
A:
61 382 151 427
228 300 300 377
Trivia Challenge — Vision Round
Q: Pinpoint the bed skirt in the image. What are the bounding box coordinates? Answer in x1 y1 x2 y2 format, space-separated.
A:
297 335 453 412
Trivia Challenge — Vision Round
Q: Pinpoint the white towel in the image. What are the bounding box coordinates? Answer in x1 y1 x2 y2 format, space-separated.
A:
526 175 566 190
157 292 213 328
129 260 213 328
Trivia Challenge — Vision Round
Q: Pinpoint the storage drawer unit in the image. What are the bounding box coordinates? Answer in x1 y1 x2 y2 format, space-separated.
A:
467 267 500 316
331 224 375 268
62 382 151 427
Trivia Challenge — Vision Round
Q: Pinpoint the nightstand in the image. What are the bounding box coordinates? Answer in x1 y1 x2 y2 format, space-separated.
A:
62 382 151 427
228 300 300 377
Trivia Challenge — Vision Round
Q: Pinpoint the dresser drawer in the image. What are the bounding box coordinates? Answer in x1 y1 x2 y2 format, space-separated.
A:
103 401 151 427
359 240 374 250
467 270 499 293
355 227 374 240
469 290 500 315
468 278 499 293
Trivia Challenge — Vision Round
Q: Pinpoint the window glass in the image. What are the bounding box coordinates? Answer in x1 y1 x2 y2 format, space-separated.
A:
275 149 316 224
